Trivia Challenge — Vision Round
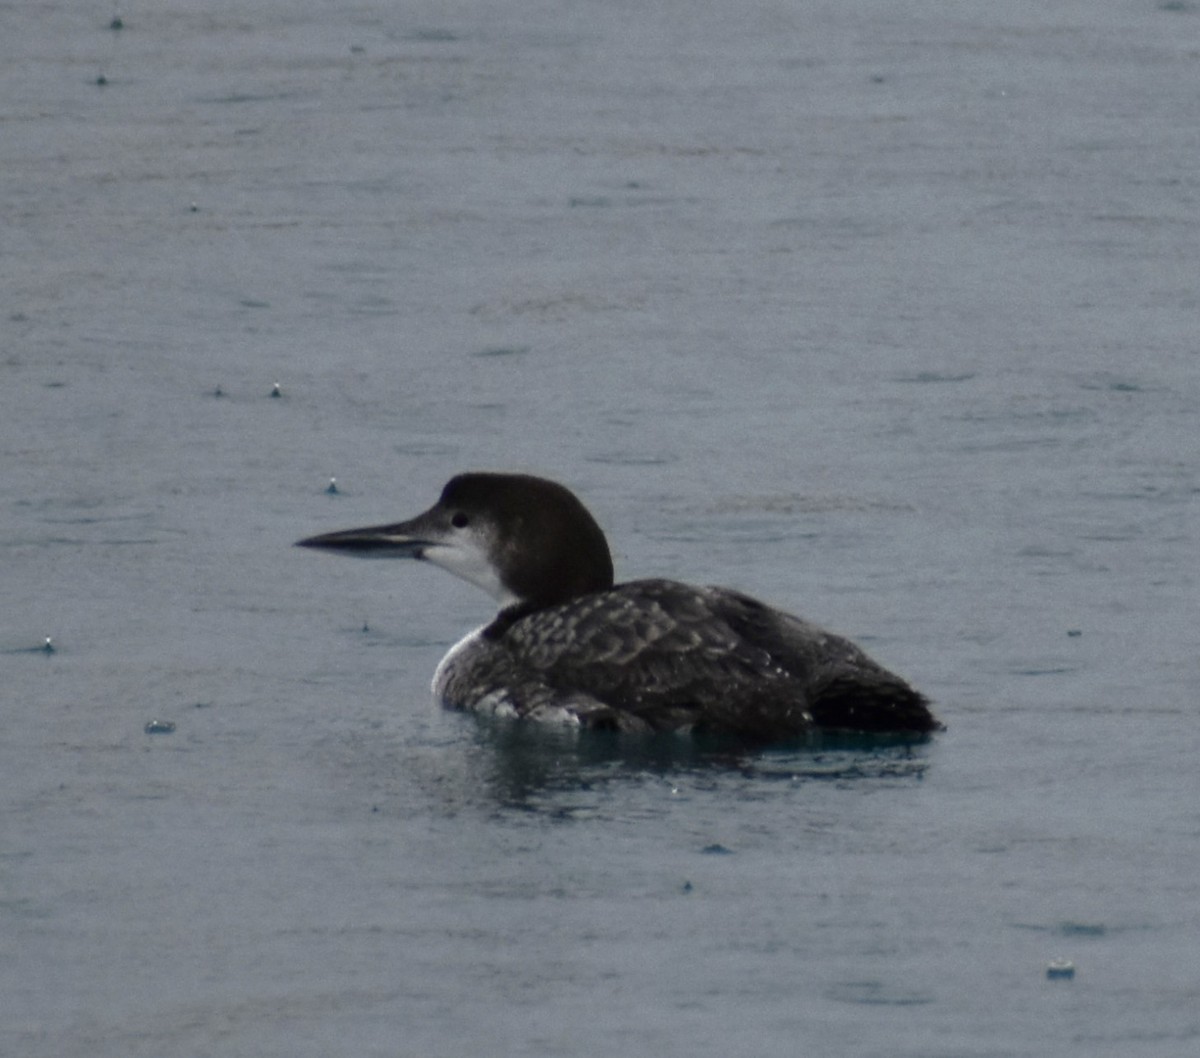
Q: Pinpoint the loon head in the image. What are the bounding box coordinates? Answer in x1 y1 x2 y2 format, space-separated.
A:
296 472 615 610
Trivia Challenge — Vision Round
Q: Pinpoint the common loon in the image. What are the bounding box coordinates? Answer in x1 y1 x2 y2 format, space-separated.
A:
296 472 940 741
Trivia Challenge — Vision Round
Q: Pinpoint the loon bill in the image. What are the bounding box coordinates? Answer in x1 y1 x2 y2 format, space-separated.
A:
296 472 941 740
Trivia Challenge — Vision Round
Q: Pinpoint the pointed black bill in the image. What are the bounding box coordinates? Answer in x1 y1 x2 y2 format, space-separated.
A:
295 520 431 559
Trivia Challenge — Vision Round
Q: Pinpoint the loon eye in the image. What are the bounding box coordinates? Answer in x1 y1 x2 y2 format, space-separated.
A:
450 511 469 529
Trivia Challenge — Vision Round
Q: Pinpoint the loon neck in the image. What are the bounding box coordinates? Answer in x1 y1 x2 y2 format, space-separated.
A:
482 598 562 640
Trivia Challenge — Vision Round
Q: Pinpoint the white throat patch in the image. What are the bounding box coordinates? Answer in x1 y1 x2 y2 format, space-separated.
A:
422 541 520 609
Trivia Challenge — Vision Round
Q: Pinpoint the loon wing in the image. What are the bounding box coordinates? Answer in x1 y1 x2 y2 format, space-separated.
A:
702 586 936 733
497 579 933 738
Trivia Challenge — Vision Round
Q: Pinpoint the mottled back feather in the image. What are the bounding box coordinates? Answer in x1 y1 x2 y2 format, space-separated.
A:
436 579 935 740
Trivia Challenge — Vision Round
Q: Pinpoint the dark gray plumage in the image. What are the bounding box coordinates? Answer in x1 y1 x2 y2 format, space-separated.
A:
298 472 940 741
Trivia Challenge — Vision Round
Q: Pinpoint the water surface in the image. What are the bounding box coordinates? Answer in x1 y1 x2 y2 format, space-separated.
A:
3 2 1198 1055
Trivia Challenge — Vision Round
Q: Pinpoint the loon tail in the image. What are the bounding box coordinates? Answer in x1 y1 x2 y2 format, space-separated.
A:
808 673 940 734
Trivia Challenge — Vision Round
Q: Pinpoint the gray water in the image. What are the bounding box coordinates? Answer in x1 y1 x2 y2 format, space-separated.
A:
3 2 1198 1055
